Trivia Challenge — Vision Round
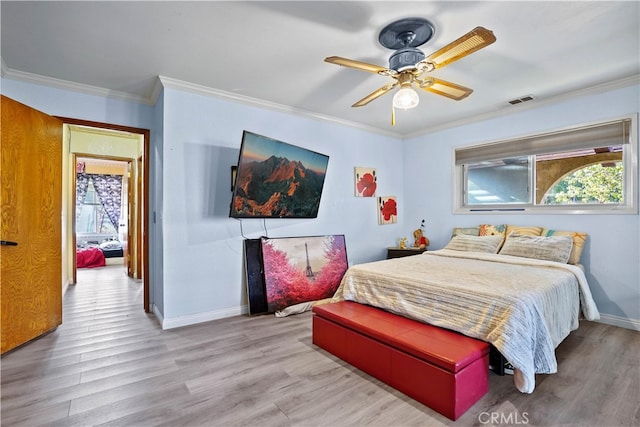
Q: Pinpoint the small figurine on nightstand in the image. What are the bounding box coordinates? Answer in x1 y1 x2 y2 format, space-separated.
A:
413 228 429 249
398 237 408 249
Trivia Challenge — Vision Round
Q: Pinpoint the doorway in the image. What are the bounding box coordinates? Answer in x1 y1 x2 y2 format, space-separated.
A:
75 157 129 273
62 118 150 312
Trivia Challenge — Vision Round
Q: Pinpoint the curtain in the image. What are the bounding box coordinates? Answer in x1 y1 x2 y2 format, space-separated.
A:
76 173 91 223
91 174 123 231
455 118 631 165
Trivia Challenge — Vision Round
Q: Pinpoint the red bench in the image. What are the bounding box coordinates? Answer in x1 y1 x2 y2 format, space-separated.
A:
312 301 489 421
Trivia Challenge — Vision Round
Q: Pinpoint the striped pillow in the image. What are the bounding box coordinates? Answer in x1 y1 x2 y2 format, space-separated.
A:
506 225 543 236
499 233 574 263
541 229 587 265
451 226 480 237
445 235 504 254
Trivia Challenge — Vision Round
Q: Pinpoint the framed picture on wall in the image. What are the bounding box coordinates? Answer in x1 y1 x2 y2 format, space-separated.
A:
229 131 330 218
378 196 397 225
354 167 377 197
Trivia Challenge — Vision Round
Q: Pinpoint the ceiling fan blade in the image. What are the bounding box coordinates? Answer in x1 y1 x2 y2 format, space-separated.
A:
419 77 473 100
325 56 390 74
422 27 496 70
352 83 397 107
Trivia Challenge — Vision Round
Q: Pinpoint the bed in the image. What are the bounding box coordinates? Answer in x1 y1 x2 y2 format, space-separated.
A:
330 230 600 394
99 240 124 258
76 246 106 268
76 240 123 268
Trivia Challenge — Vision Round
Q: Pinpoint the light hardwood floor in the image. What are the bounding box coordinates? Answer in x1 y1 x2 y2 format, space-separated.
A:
1 264 639 426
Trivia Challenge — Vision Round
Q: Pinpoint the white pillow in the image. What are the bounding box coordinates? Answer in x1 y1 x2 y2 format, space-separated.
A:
100 240 122 250
499 233 573 263
444 235 504 254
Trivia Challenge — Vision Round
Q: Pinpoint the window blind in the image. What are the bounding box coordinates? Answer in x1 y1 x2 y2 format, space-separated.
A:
455 118 630 165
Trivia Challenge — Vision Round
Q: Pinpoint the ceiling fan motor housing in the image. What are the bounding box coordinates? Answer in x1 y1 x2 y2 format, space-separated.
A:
389 48 426 72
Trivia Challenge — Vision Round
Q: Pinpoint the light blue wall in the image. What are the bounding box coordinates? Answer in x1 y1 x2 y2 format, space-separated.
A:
403 83 640 325
159 87 403 321
1 77 404 326
151 89 165 315
3 76 638 328
0 79 154 129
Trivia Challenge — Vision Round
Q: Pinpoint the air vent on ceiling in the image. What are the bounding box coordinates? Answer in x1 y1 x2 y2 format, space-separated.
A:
508 95 534 105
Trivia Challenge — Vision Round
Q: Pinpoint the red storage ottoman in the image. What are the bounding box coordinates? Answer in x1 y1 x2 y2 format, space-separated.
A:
312 301 489 421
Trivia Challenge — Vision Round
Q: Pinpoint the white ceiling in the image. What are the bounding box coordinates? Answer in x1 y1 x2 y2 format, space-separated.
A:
1 1 639 137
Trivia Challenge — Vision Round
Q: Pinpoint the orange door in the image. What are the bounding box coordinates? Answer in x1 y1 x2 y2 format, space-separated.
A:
118 161 132 276
1 95 63 354
136 156 143 279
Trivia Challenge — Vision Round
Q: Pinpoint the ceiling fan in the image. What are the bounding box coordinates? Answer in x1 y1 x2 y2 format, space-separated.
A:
325 17 496 123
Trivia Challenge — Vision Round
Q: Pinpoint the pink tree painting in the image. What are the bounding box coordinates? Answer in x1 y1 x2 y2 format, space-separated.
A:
261 235 348 312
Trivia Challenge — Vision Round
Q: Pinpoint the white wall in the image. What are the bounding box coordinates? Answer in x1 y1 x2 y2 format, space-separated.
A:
403 83 640 329
158 87 404 325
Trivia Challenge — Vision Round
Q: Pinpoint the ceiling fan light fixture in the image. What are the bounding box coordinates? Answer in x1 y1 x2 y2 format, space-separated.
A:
393 86 420 109
325 21 496 110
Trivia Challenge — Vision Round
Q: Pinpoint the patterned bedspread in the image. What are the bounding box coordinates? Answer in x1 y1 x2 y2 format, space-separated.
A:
331 249 600 393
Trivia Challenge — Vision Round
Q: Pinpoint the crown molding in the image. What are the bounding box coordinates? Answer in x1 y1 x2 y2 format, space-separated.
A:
403 73 640 139
1 64 154 105
156 76 399 138
2 61 637 140
0 63 398 137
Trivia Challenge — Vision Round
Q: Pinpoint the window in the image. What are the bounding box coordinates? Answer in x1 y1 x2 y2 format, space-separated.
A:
76 180 117 234
454 116 637 213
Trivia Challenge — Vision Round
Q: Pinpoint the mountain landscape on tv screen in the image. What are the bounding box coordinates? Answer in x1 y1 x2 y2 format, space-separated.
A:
231 155 326 217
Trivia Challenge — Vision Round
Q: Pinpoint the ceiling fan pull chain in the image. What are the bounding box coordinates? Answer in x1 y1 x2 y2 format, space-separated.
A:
391 105 396 126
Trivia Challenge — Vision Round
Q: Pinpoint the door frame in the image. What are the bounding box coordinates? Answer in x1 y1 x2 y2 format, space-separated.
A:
62 117 150 312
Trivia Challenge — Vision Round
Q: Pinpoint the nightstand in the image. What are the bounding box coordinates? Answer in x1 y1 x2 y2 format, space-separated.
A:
387 247 427 259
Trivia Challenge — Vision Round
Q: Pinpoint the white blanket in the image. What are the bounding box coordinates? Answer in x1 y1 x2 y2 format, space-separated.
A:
331 249 599 393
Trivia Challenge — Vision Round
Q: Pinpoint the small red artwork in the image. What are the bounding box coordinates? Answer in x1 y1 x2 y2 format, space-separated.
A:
354 167 376 197
378 196 397 225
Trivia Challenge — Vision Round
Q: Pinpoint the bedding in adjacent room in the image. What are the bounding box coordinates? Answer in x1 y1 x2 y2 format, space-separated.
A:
76 246 106 268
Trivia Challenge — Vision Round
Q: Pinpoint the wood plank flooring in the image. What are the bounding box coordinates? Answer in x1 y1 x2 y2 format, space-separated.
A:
2 264 639 426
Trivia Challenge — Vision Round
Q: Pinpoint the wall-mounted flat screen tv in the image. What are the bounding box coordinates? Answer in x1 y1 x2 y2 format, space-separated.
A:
229 131 329 218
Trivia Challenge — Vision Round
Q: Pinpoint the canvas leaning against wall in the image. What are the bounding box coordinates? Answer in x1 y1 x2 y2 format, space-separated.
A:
260 235 348 312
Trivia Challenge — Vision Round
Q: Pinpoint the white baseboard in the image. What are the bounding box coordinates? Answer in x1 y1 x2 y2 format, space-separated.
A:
150 305 639 332
151 303 164 326
596 313 640 331
159 304 249 330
